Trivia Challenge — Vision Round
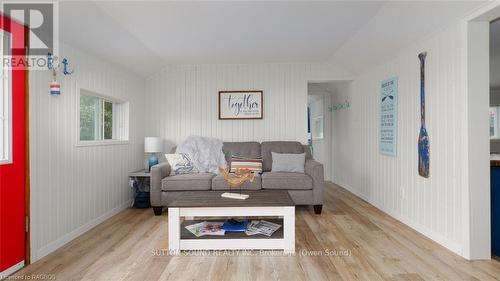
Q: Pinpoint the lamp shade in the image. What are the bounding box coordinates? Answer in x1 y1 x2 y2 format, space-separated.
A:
144 137 163 153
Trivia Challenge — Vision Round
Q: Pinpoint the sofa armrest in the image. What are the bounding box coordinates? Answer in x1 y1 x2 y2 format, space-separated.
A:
305 159 324 205
150 162 171 206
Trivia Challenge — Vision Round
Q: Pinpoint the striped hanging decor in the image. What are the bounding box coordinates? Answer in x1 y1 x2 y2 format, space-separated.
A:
50 69 61 95
50 82 60 95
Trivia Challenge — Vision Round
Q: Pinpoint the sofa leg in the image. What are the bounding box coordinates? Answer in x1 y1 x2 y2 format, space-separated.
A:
313 205 323 214
153 207 163 216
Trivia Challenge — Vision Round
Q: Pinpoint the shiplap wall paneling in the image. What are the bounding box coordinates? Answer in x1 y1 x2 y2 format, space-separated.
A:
145 63 352 150
29 43 145 261
331 23 467 256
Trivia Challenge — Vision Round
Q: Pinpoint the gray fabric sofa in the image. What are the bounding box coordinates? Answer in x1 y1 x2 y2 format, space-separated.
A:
150 141 324 215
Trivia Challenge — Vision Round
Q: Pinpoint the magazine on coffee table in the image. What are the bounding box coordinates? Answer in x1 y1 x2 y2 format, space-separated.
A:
245 220 281 236
185 221 225 237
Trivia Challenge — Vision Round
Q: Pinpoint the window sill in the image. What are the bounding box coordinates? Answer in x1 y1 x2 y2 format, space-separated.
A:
0 159 12 165
76 140 129 147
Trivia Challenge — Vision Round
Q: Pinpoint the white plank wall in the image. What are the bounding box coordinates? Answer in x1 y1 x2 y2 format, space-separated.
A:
29 43 145 261
145 63 351 150
331 23 468 256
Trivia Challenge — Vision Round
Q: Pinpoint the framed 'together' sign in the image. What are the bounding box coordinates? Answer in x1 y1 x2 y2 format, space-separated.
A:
218 90 263 120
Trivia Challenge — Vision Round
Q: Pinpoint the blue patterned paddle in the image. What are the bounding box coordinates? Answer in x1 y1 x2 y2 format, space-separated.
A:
418 52 430 178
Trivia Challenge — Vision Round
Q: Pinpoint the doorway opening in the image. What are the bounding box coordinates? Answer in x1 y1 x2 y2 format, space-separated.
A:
466 2 500 260
490 17 500 261
307 81 351 182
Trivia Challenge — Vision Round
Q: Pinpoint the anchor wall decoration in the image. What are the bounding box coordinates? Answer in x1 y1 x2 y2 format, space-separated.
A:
47 53 74 95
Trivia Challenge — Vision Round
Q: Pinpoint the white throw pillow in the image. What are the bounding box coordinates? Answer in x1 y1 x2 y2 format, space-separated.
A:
165 153 198 175
271 152 305 173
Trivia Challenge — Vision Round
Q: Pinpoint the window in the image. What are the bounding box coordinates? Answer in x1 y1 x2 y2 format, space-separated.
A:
491 106 500 139
312 116 324 140
78 89 129 145
0 31 11 164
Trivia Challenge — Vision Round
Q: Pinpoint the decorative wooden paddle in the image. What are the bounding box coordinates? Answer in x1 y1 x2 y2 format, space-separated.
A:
418 52 430 178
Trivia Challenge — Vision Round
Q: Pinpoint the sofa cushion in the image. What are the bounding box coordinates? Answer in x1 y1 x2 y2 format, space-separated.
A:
222 142 261 165
211 174 262 190
261 172 313 190
161 173 215 191
271 152 305 173
261 141 304 171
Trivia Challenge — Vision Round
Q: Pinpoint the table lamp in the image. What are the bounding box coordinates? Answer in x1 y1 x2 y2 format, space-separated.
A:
145 137 163 171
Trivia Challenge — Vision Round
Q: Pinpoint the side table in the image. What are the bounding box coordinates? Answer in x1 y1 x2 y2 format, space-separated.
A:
129 169 151 208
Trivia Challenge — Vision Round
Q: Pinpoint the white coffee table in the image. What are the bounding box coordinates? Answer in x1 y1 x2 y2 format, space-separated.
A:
167 190 295 254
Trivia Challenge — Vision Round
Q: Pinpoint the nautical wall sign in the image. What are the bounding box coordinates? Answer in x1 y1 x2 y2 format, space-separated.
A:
219 91 263 119
380 77 398 156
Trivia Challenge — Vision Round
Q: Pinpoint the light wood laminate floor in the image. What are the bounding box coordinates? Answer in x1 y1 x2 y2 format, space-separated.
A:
13 183 500 281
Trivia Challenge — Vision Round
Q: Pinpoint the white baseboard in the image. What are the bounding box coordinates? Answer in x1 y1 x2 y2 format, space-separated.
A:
331 181 463 257
0 261 24 279
32 200 132 262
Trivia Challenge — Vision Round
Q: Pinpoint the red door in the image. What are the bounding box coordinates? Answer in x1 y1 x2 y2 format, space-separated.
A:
0 14 28 275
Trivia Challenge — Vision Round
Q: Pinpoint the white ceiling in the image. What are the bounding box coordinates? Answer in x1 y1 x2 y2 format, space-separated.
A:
60 1 384 77
330 1 488 74
491 20 500 90
59 1 165 76
59 1 488 78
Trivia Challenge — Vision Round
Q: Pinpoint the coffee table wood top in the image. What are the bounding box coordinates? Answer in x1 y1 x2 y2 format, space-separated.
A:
168 190 294 208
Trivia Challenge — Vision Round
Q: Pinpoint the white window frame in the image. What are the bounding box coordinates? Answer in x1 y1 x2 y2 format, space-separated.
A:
0 31 12 165
76 87 129 147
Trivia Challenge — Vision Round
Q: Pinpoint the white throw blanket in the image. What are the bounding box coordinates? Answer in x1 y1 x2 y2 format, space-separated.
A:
176 135 227 174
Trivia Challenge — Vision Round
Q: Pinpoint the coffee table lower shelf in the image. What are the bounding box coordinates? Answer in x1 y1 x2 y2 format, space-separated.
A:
180 219 284 239
168 206 295 254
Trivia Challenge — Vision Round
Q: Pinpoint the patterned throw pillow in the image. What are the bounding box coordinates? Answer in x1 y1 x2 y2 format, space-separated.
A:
230 156 263 174
165 153 198 175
